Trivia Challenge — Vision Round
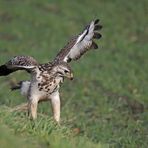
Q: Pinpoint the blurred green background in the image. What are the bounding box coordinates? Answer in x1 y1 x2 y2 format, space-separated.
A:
0 0 147 147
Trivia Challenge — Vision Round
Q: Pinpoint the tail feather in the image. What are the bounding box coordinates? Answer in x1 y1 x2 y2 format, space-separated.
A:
11 84 21 91
10 80 30 97
10 81 22 91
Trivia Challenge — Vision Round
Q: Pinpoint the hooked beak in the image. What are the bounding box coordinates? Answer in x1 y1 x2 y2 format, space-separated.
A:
67 73 74 80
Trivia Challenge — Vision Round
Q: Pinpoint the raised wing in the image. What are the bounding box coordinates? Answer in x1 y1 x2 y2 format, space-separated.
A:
0 55 38 76
54 19 102 63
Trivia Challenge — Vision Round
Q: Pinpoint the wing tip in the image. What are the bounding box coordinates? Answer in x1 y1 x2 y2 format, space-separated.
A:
91 42 98 49
94 19 100 24
93 33 102 39
94 25 103 31
0 64 12 76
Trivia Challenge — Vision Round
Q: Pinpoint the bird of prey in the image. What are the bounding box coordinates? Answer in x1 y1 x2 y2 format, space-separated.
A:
0 19 102 123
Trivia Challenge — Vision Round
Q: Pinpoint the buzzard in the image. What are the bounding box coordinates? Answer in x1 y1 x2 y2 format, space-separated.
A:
0 19 102 123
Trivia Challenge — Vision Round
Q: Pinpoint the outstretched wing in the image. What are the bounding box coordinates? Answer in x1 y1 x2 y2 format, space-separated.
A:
53 19 102 63
0 55 38 76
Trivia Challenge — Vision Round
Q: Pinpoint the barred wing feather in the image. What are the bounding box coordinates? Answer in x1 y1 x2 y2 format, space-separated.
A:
0 56 38 76
54 19 102 63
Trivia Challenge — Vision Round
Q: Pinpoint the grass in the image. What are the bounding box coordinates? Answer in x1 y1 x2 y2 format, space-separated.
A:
0 0 148 147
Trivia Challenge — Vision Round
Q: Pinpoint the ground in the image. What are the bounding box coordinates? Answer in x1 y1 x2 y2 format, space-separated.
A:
0 0 148 147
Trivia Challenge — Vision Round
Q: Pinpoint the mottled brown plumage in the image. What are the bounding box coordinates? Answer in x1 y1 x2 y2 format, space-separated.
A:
0 19 102 123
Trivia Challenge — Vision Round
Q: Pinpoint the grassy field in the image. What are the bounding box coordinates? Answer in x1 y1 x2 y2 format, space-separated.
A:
0 0 148 147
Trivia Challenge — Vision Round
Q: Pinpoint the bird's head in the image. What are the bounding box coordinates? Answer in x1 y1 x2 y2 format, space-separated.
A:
52 62 73 80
